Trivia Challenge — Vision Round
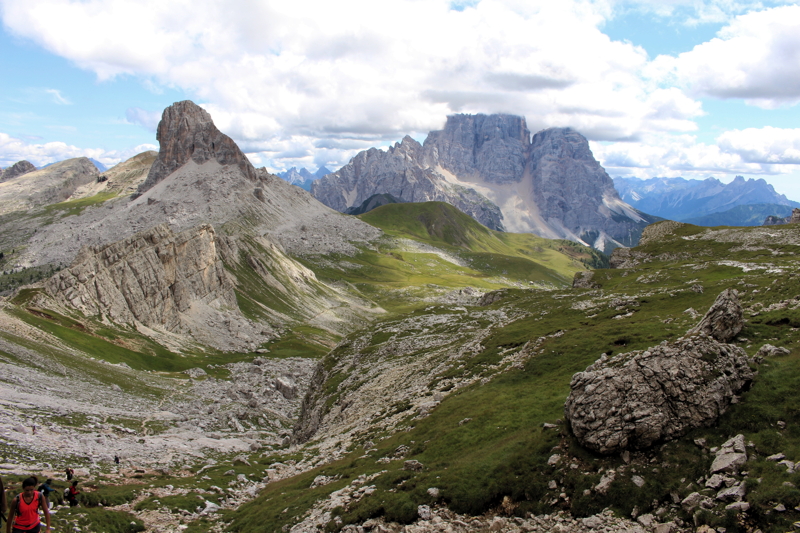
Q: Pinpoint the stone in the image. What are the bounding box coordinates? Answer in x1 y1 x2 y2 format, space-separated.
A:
725 501 750 512
417 505 432 520
705 474 726 489
138 100 257 195
710 453 747 474
631 475 645 488
427 487 440 498
595 470 616 494
653 523 674 533
582 516 603 529
636 513 654 527
275 376 297 400
404 460 424 472
0 160 36 182
716 482 746 502
776 503 787 512
565 292 754 454
547 454 561 466
755 344 791 359
681 492 713 512
720 434 747 453
778 459 796 473
687 289 744 342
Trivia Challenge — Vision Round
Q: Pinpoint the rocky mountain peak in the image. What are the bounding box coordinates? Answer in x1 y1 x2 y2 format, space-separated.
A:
423 113 530 184
137 100 257 195
0 160 36 182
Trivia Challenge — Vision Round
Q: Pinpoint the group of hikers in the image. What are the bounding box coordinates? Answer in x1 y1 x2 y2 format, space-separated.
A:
0 469 81 533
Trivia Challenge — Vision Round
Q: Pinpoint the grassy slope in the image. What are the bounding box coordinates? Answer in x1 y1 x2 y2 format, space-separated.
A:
232 221 800 533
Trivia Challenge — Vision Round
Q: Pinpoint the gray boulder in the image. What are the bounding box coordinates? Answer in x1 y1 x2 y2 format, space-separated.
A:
564 290 754 454
687 288 743 342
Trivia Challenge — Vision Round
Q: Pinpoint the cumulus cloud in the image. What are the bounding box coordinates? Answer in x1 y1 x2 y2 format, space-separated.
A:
0 0 707 171
649 5 800 106
717 127 800 164
0 132 155 169
591 128 800 182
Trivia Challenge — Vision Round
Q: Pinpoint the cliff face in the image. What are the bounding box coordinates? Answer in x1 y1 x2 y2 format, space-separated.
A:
313 114 651 251
311 136 505 231
137 100 257 195
46 224 235 331
423 114 529 184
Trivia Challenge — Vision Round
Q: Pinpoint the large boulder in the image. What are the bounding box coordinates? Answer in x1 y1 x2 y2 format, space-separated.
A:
565 289 753 454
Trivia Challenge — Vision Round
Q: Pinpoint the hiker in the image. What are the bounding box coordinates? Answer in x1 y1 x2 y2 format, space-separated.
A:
64 468 73 481
36 480 54 509
65 481 80 507
114 455 120 465
6 476 51 533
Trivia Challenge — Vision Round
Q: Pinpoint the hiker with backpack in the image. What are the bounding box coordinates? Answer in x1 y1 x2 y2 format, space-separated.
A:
36 481 54 509
65 481 80 507
5 477 51 533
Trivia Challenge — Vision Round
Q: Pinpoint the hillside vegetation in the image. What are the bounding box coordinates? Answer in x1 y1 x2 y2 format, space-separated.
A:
231 220 800 533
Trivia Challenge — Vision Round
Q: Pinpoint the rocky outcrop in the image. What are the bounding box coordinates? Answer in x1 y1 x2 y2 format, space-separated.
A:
0 157 98 215
763 207 800 226
137 100 257 195
564 289 754 454
0 160 36 182
312 114 653 251
46 223 236 331
311 136 505 230
687 289 743 342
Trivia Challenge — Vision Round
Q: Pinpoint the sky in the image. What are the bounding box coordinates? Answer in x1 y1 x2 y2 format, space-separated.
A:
2 0 800 198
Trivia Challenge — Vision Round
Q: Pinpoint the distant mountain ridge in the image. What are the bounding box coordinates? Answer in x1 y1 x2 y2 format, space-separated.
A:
614 176 799 222
312 114 655 252
277 166 331 190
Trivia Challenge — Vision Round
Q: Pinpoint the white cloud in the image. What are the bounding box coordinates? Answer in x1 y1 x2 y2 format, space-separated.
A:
0 132 155 169
649 5 800 106
44 88 71 105
0 0 707 171
591 131 800 179
717 127 800 164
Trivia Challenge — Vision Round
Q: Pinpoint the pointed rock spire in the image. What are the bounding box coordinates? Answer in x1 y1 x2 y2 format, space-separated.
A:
137 100 256 195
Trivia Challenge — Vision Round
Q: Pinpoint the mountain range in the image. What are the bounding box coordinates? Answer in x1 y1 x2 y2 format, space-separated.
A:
614 175 799 224
311 114 657 253
277 166 331 190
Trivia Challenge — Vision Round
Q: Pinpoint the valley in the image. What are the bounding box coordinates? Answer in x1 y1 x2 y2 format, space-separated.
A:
1 102 799 533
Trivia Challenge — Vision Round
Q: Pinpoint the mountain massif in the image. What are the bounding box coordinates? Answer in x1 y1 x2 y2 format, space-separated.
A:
614 176 799 225
312 114 656 253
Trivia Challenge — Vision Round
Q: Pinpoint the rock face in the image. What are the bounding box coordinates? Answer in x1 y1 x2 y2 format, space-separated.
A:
138 100 257 195
311 135 505 230
564 289 754 454
312 114 652 251
422 114 530 184
47 223 235 331
0 160 36 182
